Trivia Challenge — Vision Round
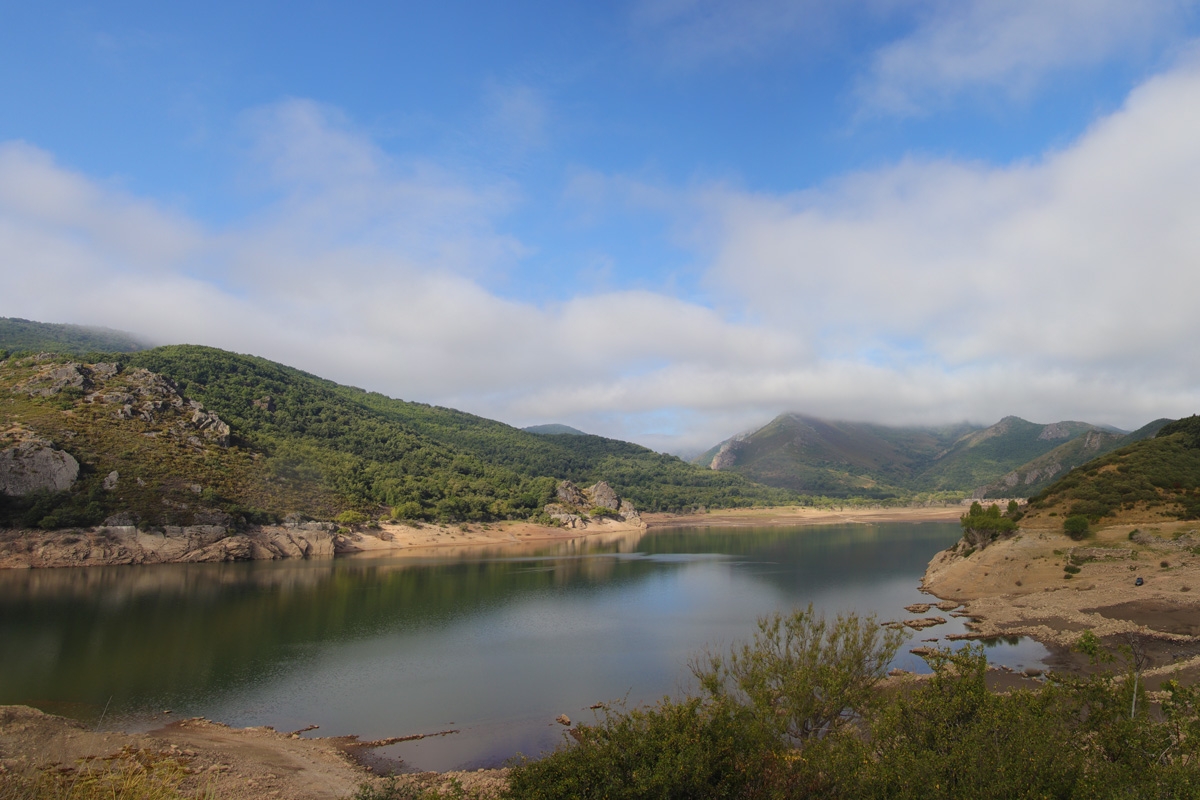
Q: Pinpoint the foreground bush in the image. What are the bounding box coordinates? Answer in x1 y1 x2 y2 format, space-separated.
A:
503 624 1200 800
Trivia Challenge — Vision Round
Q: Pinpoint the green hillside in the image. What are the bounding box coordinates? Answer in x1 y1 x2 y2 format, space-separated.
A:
1025 415 1200 523
975 418 1171 498
524 423 588 436
1 345 798 529
694 413 974 498
697 413 1140 498
0 317 150 356
917 416 1101 491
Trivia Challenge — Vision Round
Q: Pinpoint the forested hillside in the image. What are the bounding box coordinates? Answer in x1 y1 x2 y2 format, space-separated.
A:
0 317 150 356
0 345 798 529
694 413 1175 499
1025 415 1200 523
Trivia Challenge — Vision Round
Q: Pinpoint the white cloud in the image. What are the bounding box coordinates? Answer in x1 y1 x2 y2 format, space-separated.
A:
693 51 1200 427
0 104 802 452
5 60 1200 457
860 0 1193 114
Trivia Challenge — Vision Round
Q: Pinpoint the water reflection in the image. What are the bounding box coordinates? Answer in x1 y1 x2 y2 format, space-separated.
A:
0 522 1049 771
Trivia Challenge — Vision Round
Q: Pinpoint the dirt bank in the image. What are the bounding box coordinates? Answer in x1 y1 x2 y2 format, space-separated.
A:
921 517 1200 686
0 705 507 799
1 505 967 569
643 504 965 529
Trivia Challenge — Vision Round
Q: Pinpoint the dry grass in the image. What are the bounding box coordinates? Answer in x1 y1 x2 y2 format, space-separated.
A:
0 747 204 800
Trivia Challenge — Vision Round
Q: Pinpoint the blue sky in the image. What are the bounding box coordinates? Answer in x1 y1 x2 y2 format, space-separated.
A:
4 1 1200 454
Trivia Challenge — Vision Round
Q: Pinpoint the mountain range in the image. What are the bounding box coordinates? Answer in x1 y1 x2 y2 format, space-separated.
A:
694 412 1170 499
0 320 797 530
0 317 1184 528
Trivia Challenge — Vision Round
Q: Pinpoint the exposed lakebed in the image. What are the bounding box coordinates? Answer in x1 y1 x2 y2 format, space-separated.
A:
0 521 1047 771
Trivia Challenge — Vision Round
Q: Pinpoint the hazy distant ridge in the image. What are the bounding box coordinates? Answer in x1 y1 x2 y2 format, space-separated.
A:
697 413 1164 498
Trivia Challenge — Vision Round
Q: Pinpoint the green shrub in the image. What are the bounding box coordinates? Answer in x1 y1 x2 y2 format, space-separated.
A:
504 697 770 800
335 510 369 526
1063 515 1090 540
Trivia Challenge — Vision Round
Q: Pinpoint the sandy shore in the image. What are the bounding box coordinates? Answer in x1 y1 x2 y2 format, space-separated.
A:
0 705 507 800
333 504 965 559
642 504 965 529
921 515 1200 687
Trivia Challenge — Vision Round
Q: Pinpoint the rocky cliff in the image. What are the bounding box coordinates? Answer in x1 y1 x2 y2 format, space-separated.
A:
543 480 643 529
0 520 338 568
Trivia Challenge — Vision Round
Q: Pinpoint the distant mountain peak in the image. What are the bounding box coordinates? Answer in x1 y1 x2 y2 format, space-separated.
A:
522 423 588 436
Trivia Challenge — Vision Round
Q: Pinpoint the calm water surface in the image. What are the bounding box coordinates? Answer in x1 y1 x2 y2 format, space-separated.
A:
0 522 1048 770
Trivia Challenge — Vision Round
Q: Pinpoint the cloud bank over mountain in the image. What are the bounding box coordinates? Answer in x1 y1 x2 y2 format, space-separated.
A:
3 3 1200 454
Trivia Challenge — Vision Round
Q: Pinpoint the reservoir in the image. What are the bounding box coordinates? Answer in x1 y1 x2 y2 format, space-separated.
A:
0 521 1047 771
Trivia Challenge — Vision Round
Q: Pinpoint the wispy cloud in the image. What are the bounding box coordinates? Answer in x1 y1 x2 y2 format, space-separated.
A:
859 0 1193 114
629 0 836 66
4 55 1200 455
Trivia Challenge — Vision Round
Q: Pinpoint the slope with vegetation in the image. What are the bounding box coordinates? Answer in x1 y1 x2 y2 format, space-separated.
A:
0 317 150 356
1024 414 1200 525
975 417 1171 499
497 608 1200 800
697 412 1137 499
0 342 799 530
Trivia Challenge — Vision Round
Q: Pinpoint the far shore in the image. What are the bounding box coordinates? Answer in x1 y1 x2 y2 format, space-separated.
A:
0 504 969 568
642 504 964 529
336 504 966 559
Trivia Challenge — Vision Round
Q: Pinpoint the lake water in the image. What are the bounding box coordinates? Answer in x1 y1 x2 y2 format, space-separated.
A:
0 521 1048 771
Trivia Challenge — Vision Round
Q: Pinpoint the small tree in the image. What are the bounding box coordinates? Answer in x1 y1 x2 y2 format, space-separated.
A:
1064 515 1090 540
691 604 906 744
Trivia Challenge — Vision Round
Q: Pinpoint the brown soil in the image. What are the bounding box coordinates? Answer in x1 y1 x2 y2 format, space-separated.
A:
0 706 507 799
643 504 965 529
921 518 1200 683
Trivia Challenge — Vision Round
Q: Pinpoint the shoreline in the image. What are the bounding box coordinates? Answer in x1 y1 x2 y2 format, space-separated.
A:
919 515 1200 688
0 705 507 800
0 504 965 569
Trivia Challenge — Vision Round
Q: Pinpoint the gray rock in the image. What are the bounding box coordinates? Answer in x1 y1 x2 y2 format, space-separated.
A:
103 470 119 490
586 481 620 511
0 440 80 496
22 363 92 397
555 480 588 508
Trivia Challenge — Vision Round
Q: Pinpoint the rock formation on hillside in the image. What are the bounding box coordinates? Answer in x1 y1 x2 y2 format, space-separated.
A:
0 521 338 568
0 433 79 496
544 480 642 529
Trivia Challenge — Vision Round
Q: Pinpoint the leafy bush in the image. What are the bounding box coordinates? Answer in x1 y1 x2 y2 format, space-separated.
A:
692 604 905 744
1063 515 1090 540
336 510 369 526
959 501 1017 548
505 697 771 800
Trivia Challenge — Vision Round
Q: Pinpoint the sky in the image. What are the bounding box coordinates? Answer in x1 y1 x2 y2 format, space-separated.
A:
3 1 1200 456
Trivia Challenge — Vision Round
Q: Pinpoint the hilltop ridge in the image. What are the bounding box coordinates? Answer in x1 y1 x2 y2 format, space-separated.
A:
696 412 1162 499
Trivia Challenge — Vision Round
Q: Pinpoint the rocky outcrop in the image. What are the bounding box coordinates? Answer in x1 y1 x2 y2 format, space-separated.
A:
544 480 643 529
555 481 589 507
587 481 620 511
708 438 743 471
1038 423 1073 441
0 438 79 496
0 521 337 568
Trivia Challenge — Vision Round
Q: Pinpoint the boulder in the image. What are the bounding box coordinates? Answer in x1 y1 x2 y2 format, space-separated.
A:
0 439 79 496
555 480 588 507
586 481 620 511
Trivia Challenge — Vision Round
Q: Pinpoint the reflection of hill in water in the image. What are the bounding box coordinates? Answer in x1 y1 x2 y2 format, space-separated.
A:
0 545 657 717
0 522 959 720
641 523 959 594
